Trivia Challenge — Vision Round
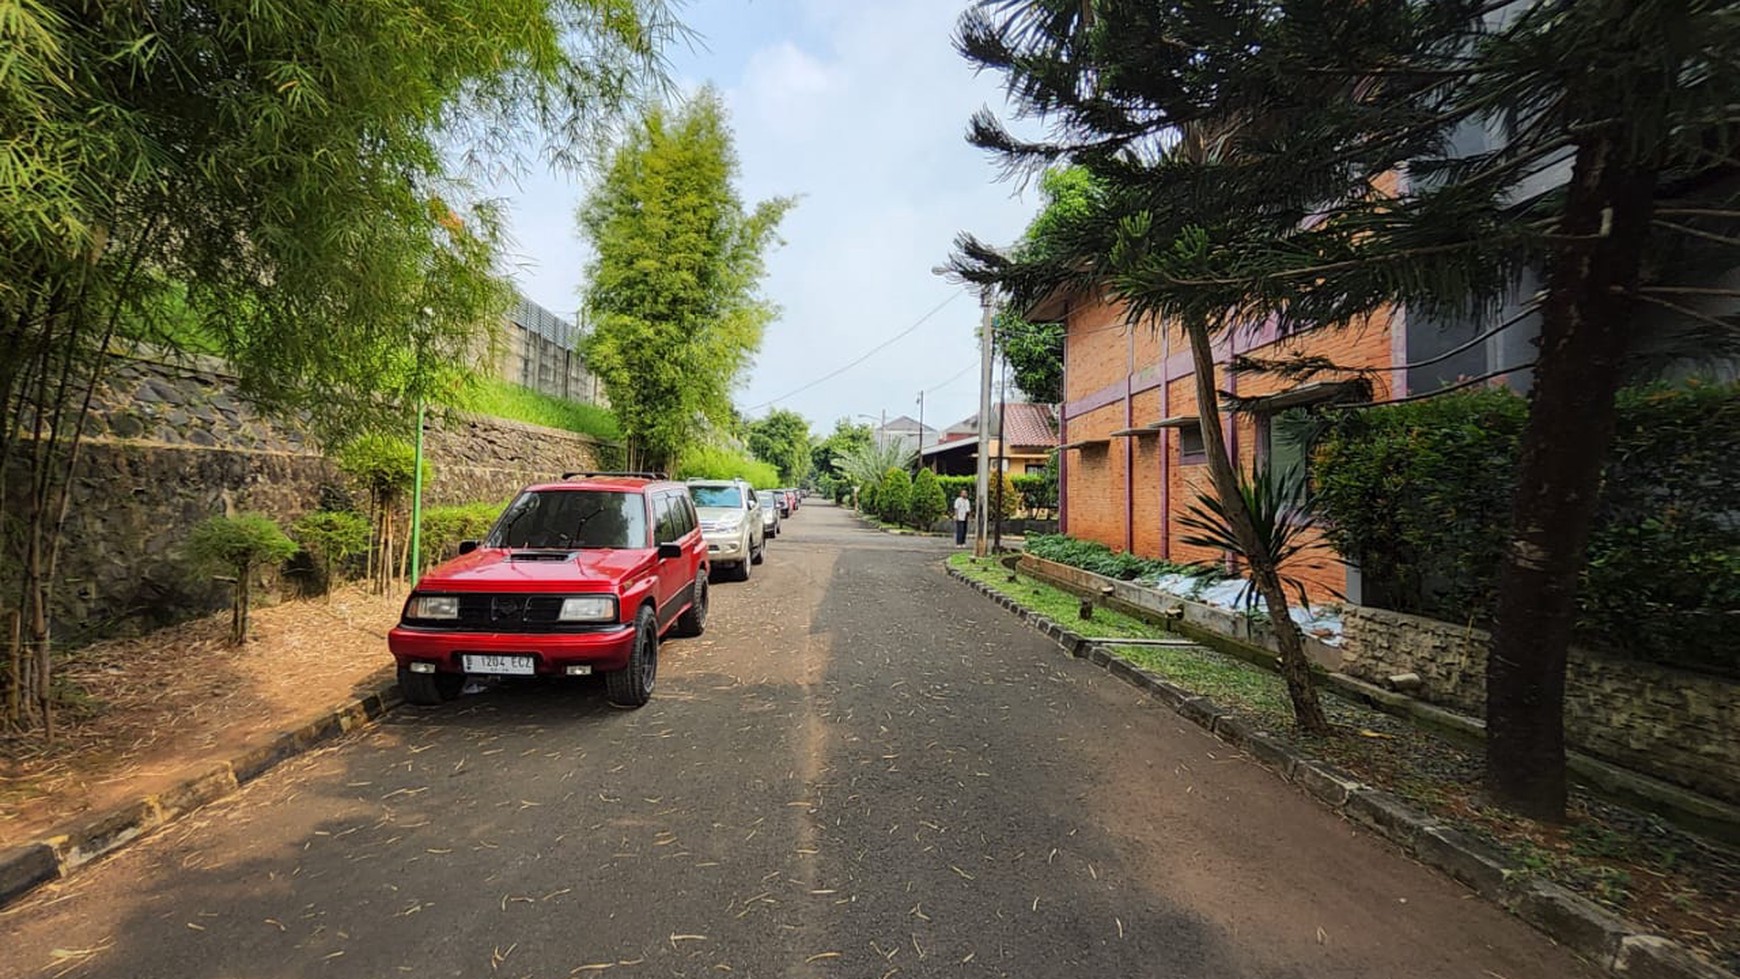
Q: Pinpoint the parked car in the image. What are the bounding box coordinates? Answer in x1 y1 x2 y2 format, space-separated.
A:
687 478 766 581
784 488 799 514
773 489 792 517
387 472 708 710
761 495 781 538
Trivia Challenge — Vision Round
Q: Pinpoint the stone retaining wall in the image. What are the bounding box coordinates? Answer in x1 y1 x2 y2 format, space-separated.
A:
1339 606 1739 805
8 356 604 639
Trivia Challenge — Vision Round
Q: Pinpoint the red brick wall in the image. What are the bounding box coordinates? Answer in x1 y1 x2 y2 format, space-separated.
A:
1061 296 1398 602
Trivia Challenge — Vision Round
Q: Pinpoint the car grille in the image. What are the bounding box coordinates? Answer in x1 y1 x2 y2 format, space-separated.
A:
404 594 613 633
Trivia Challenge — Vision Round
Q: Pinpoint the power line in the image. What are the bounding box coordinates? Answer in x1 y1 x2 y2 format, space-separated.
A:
746 291 964 410
922 360 978 394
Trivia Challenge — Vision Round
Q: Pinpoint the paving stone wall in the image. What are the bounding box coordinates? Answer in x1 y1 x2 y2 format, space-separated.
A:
7 357 604 639
1339 606 1740 805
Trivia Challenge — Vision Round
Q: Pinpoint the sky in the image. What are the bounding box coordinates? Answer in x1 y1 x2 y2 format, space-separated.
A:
490 0 1040 437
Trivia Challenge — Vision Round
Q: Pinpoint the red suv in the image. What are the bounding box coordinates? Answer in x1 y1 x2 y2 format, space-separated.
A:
387 473 708 709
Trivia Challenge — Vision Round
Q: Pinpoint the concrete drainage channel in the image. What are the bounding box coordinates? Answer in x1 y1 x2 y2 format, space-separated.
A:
0 673 404 910
947 565 1737 979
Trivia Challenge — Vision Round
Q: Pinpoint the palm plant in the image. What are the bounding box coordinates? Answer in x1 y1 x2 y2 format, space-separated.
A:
1177 470 1330 620
831 440 917 490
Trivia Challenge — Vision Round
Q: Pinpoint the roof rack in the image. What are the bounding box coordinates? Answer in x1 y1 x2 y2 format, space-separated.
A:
561 470 669 481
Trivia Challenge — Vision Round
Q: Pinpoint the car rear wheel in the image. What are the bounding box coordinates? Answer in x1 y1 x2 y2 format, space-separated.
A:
673 575 708 637
399 668 464 706
607 606 658 708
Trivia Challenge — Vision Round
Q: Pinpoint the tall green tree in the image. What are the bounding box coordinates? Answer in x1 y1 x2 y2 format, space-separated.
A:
952 0 1739 819
747 408 813 483
581 88 795 472
996 167 1093 403
0 0 675 735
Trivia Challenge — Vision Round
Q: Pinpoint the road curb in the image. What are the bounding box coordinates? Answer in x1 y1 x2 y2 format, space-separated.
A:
0 670 404 911
946 564 1737 979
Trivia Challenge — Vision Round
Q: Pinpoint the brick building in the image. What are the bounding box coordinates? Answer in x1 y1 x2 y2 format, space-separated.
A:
1037 280 1526 601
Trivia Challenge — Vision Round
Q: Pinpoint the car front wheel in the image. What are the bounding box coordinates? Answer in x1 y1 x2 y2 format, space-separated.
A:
607 606 658 708
399 667 464 706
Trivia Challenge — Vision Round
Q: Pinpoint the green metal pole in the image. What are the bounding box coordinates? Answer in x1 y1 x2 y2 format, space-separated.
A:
409 399 426 585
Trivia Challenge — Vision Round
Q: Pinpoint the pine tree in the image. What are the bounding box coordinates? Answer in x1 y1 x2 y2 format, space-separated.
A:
952 0 1740 818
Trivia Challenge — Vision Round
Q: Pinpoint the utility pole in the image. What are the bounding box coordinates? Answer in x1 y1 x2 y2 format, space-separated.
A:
974 287 995 557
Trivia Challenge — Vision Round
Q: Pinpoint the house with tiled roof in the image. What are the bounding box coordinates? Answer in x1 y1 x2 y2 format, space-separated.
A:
920 402 1059 477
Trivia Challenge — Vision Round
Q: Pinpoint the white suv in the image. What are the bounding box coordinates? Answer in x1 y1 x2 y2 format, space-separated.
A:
686 479 766 582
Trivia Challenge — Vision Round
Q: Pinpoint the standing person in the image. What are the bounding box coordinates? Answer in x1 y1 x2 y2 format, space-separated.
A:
953 489 971 547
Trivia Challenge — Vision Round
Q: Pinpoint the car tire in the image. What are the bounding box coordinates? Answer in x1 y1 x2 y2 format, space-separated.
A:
751 539 765 565
673 575 708 638
607 606 658 708
731 555 751 581
399 668 464 706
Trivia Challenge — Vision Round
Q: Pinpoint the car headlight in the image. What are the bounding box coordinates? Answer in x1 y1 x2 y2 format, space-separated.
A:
558 595 618 622
717 514 744 530
408 595 459 620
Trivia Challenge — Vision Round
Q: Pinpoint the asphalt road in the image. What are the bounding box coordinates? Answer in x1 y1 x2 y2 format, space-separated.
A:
1 502 1598 979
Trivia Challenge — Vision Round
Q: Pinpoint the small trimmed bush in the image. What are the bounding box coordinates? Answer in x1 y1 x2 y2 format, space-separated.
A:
879 468 913 525
185 514 299 644
910 468 947 530
291 510 371 595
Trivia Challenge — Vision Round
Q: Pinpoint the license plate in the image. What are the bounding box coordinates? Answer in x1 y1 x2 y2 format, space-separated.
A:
461 654 536 676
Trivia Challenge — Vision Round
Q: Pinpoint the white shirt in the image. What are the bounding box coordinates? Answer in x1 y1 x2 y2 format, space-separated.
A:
953 496 971 520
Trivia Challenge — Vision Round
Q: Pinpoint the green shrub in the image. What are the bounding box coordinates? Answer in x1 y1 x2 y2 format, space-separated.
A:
291 510 371 594
674 445 780 488
910 468 947 529
938 475 974 501
859 480 879 514
1012 472 1055 512
185 514 299 644
879 468 913 525
1024 533 1210 582
1313 382 1740 676
419 501 505 571
994 471 1022 522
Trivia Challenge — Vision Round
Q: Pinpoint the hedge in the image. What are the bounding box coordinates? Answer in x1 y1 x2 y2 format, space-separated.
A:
1313 382 1740 677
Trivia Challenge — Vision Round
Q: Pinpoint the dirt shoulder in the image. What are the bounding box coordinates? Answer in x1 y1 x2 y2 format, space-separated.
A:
0 587 403 848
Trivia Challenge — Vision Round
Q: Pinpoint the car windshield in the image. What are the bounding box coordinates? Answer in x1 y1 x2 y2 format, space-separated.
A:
688 485 742 509
487 490 648 550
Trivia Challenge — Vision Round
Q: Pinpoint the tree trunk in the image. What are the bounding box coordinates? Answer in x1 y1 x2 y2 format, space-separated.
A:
1183 313 1329 735
1484 134 1656 821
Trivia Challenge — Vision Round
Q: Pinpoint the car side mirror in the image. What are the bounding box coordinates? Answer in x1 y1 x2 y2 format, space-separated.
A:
457 540 479 556
657 542 683 559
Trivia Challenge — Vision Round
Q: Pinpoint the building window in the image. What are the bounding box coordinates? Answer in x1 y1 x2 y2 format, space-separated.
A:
1259 411 1312 496
1178 425 1207 464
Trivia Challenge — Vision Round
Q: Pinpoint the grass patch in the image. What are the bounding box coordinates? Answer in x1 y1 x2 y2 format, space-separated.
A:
949 553 1155 640
949 549 1740 968
470 379 619 441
